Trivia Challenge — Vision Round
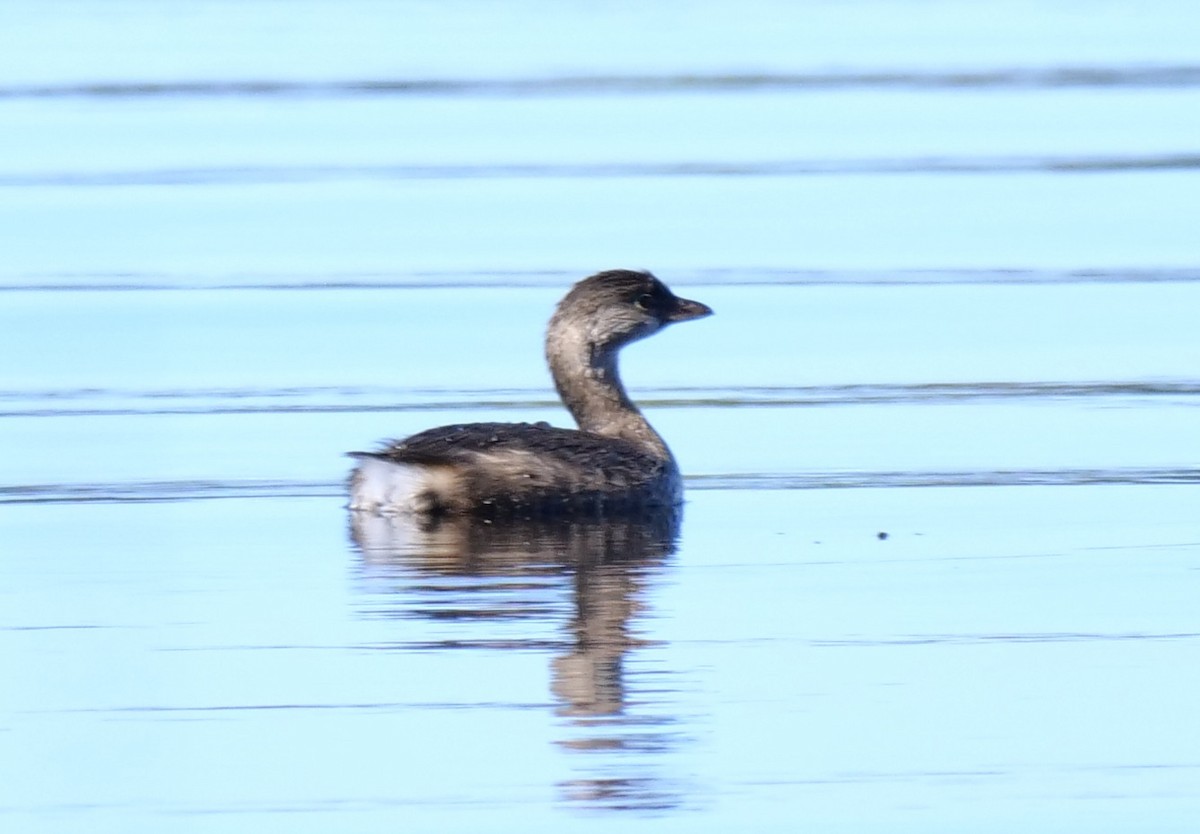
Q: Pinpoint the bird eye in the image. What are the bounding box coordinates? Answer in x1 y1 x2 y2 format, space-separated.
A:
634 293 654 311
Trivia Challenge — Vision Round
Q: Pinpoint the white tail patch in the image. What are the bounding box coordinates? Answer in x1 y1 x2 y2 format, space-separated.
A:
348 456 458 515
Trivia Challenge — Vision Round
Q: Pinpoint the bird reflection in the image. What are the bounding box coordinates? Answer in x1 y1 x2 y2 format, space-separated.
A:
349 507 689 811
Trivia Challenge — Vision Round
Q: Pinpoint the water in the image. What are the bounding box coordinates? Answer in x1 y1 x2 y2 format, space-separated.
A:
3 1 1200 831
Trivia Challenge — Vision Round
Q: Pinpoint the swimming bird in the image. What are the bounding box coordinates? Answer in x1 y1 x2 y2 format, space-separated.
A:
348 269 712 517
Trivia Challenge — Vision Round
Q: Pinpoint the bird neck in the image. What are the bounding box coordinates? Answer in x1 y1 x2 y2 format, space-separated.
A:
546 333 670 459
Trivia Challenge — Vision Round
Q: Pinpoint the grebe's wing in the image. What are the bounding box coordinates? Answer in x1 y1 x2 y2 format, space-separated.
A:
354 422 661 473
349 421 671 513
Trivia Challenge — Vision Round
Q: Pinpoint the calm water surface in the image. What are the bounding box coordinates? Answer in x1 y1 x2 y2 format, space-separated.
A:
3 1 1200 831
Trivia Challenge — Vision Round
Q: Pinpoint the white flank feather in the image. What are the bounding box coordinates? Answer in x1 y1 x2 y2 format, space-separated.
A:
348 456 457 515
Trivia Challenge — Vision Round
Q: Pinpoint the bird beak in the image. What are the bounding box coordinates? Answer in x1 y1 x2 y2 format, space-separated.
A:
665 295 714 323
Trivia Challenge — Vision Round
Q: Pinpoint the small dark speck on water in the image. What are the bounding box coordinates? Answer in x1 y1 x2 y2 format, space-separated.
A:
877 531 889 540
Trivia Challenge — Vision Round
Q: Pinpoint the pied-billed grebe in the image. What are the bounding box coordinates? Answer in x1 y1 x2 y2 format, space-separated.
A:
348 269 712 517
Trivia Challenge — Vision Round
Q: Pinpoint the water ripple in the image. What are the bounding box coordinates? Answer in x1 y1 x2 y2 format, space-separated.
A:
5 466 1198 506
2 380 1196 418
4 66 1200 100
0 480 339 505
5 268 1199 293
692 468 1200 490
810 631 1200 646
5 154 1200 188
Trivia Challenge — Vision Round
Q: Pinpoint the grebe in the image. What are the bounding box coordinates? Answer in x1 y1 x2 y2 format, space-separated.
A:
348 269 712 517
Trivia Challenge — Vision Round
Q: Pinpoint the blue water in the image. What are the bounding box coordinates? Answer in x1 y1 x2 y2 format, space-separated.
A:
3 1 1200 831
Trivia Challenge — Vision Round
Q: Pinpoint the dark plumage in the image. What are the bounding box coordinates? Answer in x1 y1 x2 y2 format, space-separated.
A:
348 270 712 517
